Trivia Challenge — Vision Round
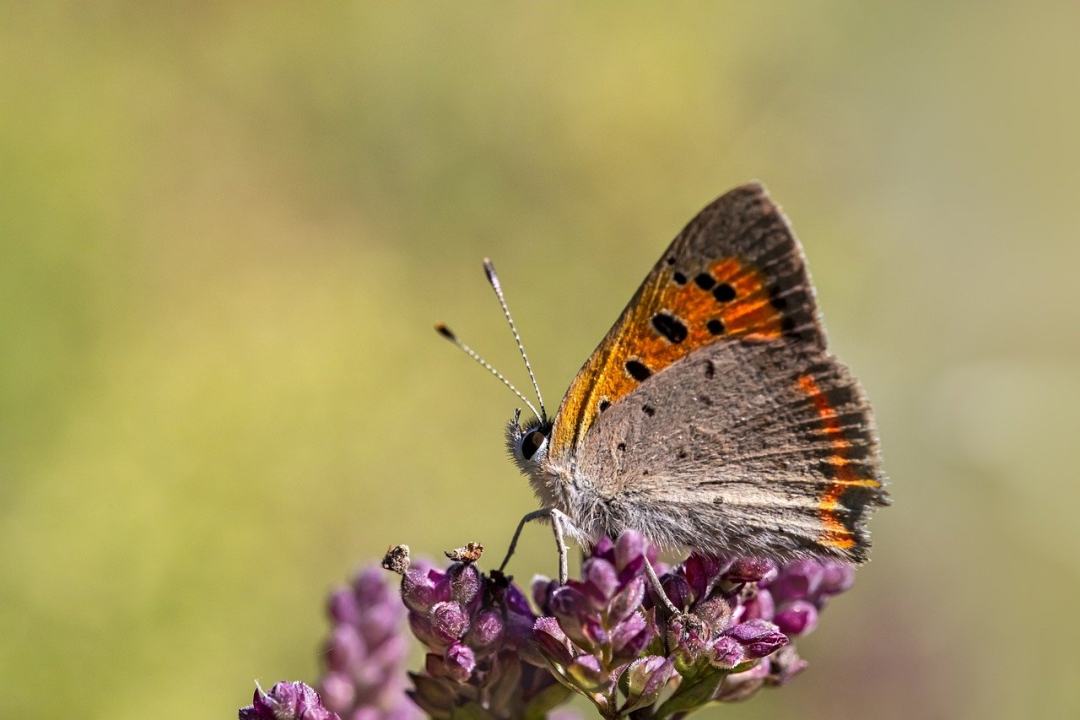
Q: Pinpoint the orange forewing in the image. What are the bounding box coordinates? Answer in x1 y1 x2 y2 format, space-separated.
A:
551 257 785 454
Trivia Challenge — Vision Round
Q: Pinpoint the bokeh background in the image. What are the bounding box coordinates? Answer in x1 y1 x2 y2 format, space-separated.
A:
2 3 1078 718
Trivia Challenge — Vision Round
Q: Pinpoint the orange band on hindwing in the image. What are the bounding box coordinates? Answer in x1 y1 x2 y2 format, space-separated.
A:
795 374 881 550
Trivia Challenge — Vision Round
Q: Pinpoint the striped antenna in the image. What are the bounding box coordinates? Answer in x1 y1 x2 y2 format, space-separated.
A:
482 258 548 423
434 323 543 421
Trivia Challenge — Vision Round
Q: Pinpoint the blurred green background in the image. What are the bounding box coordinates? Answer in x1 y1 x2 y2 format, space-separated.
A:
2 2 1077 718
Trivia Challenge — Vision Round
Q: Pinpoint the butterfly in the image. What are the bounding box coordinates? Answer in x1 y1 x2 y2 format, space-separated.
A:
439 182 888 598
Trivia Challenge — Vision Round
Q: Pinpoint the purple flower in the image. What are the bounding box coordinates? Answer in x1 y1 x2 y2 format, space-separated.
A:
767 558 852 639
278 535 859 719
623 656 676 712
531 532 660 716
520 533 864 715
774 599 819 636
726 619 789 659
394 551 569 719
239 682 340 720
317 566 419 719
650 548 855 706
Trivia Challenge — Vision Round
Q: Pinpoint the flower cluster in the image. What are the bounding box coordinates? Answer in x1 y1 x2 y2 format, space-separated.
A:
317 567 420 720
530 533 856 716
395 550 570 719
239 681 340 720
530 533 671 716
237 534 857 720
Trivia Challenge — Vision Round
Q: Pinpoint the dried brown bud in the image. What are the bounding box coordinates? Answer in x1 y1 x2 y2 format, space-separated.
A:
381 544 411 575
444 542 484 563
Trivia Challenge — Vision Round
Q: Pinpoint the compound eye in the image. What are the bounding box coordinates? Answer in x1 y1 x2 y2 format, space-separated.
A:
520 430 547 460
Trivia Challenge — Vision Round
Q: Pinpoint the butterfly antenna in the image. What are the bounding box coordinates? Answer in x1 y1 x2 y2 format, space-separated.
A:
435 323 543 421
482 258 548 423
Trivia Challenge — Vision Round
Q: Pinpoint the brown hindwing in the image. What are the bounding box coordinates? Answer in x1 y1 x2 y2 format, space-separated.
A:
573 341 889 562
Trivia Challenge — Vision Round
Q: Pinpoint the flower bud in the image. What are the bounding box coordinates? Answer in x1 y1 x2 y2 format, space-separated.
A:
724 557 777 585
623 656 674 710
327 587 360 625
659 574 693 611
709 635 745 668
401 568 446 613
317 672 355 715
740 588 775 622
770 560 824 603
818 561 855 596
532 616 573 667
407 611 440 648
467 608 505 650
447 563 482 609
363 602 405 647
773 600 818 636
239 682 340 720
713 660 769 702
611 614 652 662
325 624 365 672
581 558 619 602
549 584 588 617
567 654 609 691
682 553 732 599
429 601 469 643
614 531 646 572
727 619 788 659
353 567 392 606
591 536 616 560
443 643 476 683
608 575 645 623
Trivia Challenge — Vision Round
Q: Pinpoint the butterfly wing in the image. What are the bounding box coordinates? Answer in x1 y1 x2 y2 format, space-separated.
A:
546 182 887 561
573 340 888 561
549 182 824 456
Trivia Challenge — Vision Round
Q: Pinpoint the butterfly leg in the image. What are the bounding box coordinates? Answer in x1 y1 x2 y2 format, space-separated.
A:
643 555 680 616
498 508 570 584
644 555 708 640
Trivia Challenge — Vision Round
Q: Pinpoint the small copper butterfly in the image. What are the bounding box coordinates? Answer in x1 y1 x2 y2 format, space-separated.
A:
439 183 889 600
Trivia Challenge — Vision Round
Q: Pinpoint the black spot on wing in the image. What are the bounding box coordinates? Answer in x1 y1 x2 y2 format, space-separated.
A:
642 404 656 417
713 283 737 302
694 273 717 290
651 313 688 343
706 319 725 335
768 284 788 310
625 360 652 381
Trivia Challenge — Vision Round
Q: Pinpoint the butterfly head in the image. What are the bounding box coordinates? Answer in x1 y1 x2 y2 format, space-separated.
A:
437 258 554 472
506 409 553 471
